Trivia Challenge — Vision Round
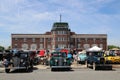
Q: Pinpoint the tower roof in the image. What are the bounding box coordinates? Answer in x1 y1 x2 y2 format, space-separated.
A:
51 22 71 31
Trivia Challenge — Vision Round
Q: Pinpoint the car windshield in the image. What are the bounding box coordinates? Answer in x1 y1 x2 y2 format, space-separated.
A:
20 53 28 58
108 51 117 56
93 52 104 57
52 52 66 57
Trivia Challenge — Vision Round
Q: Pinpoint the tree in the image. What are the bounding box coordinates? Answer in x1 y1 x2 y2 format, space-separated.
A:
7 46 11 50
108 45 120 50
0 46 5 51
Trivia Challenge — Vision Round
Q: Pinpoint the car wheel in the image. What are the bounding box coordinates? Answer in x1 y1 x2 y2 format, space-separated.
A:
108 65 112 70
5 69 10 73
85 61 88 68
51 68 54 71
93 62 97 70
26 67 29 72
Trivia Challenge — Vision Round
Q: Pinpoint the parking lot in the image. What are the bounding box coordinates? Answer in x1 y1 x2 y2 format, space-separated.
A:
0 61 120 73
0 65 120 80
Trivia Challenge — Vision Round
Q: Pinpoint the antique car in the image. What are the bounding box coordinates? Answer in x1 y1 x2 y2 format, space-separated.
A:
86 46 112 70
4 50 33 73
0 50 3 61
60 49 69 54
77 52 87 64
86 51 112 70
104 50 120 64
37 50 47 65
29 50 40 65
50 52 72 71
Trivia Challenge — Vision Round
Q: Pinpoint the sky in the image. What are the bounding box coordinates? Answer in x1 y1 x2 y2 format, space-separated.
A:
0 0 120 48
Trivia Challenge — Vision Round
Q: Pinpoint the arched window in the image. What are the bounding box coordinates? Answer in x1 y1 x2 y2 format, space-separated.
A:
100 44 103 48
92 44 98 47
84 44 90 50
30 44 37 50
22 44 28 50
40 44 43 49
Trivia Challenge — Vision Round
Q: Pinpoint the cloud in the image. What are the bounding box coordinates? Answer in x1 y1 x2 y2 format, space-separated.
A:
0 0 120 47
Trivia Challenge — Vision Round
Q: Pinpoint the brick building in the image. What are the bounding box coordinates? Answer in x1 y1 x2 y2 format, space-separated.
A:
11 22 107 50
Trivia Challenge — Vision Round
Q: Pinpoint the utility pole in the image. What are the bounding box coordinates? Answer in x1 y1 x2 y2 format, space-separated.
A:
60 14 62 22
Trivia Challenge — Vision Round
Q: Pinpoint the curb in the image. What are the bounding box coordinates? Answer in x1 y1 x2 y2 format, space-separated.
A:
36 64 120 69
35 65 87 69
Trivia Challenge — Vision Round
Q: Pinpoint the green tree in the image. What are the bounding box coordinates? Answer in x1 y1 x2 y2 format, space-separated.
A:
7 46 11 50
0 46 5 51
108 45 120 50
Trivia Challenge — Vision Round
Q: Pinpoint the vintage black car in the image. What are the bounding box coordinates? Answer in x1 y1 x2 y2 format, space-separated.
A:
0 50 3 61
50 52 72 71
86 51 112 70
4 50 33 73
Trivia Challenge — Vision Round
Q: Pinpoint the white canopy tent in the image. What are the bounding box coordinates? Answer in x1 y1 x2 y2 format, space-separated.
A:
87 46 102 52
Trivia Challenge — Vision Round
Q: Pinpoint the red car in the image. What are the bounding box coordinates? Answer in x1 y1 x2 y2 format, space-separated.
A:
60 49 69 54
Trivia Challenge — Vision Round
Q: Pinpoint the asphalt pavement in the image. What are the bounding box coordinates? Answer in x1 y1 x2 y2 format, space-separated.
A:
0 61 120 73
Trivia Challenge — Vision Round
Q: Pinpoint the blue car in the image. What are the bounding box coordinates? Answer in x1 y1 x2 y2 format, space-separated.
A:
77 53 87 64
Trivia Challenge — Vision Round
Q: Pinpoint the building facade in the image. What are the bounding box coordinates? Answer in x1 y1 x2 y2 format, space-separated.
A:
11 22 107 50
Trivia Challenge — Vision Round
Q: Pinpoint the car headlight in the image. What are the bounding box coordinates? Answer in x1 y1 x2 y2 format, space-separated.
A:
41 58 43 60
20 59 24 62
10 59 13 62
97 58 100 61
64 59 66 62
55 59 58 62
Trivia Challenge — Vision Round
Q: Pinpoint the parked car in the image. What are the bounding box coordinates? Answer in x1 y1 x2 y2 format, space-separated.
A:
4 50 33 73
77 52 87 64
86 51 112 70
50 52 72 71
104 51 120 64
0 50 3 61
37 50 47 65
29 51 40 65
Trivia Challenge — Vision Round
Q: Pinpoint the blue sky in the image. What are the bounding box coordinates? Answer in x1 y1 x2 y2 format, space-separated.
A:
0 0 120 48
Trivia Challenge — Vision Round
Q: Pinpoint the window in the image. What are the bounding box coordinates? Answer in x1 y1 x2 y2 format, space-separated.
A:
52 45 55 49
23 38 27 42
78 38 81 42
15 44 17 46
14 44 18 48
71 38 74 42
84 44 90 50
52 31 55 34
78 44 81 48
52 38 55 42
57 37 63 41
32 38 35 42
15 38 18 41
40 38 43 42
100 44 103 48
58 44 66 48
92 44 98 47
68 38 70 41
93 38 96 43
100 38 103 42
85 38 87 43
48 38 51 42
30 44 37 50
47 45 51 49
22 44 28 50
57 31 67 35
40 44 43 49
